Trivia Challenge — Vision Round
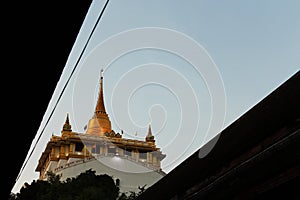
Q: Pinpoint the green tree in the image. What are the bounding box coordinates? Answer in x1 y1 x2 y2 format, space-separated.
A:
9 169 145 200
10 169 119 200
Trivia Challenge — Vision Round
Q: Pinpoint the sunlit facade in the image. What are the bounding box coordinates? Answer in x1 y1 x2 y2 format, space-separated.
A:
35 71 166 193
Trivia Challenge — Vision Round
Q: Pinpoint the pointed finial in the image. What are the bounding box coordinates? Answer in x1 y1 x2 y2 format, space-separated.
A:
63 112 72 131
100 68 104 78
146 123 155 142
95 68 106 115
66 112 70 124
147 124 152 137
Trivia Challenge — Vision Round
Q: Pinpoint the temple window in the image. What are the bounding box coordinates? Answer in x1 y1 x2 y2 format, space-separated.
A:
124 149 131 156
108 146 116 154
139 151 147 160
75 142 84 152
91 144 96 154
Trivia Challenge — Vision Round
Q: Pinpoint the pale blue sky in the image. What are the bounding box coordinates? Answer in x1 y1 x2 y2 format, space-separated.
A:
12 0 300 194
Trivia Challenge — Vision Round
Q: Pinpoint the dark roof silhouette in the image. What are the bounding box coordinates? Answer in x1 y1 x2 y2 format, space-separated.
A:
137 70 300 199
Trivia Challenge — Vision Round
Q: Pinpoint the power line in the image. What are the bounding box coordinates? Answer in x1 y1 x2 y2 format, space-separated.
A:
15 0 110 185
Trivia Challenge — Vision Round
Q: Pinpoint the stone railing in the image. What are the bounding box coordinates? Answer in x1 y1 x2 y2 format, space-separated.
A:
53 153 165 175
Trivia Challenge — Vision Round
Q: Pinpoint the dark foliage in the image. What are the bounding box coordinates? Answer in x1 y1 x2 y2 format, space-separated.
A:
9 169 144 200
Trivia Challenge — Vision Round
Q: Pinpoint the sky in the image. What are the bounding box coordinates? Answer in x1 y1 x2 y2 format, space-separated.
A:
12 0 300 194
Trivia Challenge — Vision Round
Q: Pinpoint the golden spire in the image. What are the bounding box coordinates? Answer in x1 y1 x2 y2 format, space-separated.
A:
62 112 72 131
147 124 152 137
95 69 106 115
86 69 112 136
146 124 155 142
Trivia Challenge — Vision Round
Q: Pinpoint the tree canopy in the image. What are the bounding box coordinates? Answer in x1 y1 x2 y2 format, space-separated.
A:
9 169 144 200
